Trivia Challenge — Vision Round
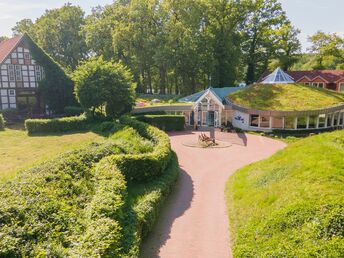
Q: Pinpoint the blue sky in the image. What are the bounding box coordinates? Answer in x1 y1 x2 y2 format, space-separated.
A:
1 0 343 52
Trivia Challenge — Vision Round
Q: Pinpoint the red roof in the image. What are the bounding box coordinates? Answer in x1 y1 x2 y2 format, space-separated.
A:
259 70 344 83
0 35 23 64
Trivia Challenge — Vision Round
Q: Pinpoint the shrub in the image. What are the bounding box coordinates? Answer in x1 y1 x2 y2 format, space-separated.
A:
73 57 136 118
135 114 185 131
64 106 84 117
0 114 5 130
25 115 88 134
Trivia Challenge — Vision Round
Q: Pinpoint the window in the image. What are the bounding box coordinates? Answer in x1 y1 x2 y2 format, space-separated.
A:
339 112 344 125
340 83 344 92
327 114 333 127
15 65 22 81
312 82 324 88
24 53 30 60
260 116 270 128
297 117 307 129
308 116 317 129
9 90 15 96
333 113 340 126
35 66 42 81
250 115 259 127
271 117 283 129
318 114 326 128
8 65 15 81
304 82 310 86
285 117 295 129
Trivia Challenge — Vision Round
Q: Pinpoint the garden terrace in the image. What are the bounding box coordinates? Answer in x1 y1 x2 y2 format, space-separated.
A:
226 130 344 256
228 83 344 111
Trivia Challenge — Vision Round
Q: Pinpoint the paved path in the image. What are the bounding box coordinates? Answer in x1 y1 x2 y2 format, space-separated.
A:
140 131 286 258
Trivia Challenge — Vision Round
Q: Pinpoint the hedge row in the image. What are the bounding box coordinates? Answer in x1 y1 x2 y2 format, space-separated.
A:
0 117 178 257
135 114 185 131
0 114 5 130
0 141 123 257
25 115 89 134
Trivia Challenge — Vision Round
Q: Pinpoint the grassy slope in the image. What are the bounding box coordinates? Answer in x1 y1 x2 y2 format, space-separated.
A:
228 83 344 111
226 130 344 257
0 129 103 181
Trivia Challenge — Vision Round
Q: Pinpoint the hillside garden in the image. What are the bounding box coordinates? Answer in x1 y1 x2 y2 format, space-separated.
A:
226 130 344 257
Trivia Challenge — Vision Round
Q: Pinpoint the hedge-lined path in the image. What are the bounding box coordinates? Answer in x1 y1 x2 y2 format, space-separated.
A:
140 131 286 258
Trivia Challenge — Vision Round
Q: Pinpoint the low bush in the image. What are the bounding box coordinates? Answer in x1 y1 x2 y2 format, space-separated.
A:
64 106 84 117
0 114 5 130
136 114 185 131
25 115 89 134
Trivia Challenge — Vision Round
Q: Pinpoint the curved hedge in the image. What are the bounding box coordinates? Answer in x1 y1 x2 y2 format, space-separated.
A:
135 114 185 131
0 117 179 257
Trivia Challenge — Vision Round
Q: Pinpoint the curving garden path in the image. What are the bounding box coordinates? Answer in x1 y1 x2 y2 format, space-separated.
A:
140 130 286 258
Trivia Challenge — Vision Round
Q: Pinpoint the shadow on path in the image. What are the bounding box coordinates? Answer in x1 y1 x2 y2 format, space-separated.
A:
139 168 194 258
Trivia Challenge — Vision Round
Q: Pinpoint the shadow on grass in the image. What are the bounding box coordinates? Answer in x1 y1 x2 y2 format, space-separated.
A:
139 168 194 258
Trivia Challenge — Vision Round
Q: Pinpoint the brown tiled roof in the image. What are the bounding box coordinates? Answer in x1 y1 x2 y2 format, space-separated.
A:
0 35 23 64
259 70 344 83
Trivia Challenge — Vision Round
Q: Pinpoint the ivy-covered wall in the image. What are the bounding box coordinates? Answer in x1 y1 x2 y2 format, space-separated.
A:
23 33 75 114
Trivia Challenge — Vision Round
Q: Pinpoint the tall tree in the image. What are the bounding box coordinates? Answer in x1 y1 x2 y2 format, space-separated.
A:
242 0 289 84
308 31 344 69
28 4 88 70
12 19 34 35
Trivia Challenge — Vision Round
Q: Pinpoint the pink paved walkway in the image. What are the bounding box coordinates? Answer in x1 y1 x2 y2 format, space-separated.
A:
140 131 286 258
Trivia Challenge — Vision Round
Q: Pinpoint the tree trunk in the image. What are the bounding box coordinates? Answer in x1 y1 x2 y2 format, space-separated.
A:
159 66 166 94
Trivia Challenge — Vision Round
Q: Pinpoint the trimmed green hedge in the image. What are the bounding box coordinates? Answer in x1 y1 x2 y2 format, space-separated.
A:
136 114 185 131
0 114 5 130
25 115 88 134
0 117 178 257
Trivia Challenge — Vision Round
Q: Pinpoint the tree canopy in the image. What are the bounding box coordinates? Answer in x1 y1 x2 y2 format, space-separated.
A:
12 0 303 93
73 58 136 118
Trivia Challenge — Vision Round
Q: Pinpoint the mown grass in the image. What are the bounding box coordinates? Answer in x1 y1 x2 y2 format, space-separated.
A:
228 83 344 111
226 130 344 257
0 128 104 182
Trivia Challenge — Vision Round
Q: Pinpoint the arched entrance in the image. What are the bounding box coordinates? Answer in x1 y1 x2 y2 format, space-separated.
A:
195 96 221 127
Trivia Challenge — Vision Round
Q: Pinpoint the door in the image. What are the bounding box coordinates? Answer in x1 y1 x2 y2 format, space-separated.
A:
207 111 215 127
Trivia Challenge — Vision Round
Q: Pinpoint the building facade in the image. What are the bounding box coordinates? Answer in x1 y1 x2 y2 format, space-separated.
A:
259 70 344 92
0 35 45 111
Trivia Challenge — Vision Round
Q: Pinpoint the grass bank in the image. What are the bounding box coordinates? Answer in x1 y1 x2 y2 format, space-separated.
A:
0 128 103 182
226 130 344 257
228 83 344 111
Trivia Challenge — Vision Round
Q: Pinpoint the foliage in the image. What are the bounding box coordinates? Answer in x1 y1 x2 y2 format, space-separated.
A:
136 115 185 131
242 0 300 84
228 83 344 111
0 114 5 130
25 115 89 135
73 57 136 118
23 33 75 114
64 106 84 117
226 130 344 257
15 4 88 70
0 117 178 256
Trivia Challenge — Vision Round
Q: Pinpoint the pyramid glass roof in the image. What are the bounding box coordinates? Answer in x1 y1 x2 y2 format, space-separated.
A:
262 67 295 84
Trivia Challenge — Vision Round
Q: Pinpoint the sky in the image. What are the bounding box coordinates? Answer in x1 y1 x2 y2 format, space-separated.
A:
1 0 344 52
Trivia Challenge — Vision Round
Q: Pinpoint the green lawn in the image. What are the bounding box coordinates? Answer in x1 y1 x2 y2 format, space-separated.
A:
0 129 104 182
226 130 344 257
228 83 344 111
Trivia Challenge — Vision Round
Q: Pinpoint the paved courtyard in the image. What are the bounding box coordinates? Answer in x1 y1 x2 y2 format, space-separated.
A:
140 130 286 258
